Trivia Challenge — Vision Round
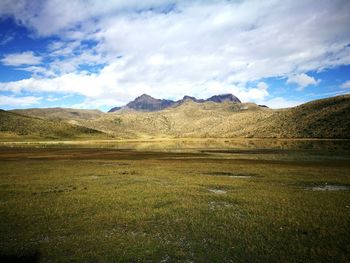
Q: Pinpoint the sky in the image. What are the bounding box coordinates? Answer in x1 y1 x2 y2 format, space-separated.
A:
0 0 350 111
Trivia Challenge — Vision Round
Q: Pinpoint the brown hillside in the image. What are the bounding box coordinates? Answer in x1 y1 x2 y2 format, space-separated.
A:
11 108 104 121
0 110 103 140
79 95 350 139
2 95 349 139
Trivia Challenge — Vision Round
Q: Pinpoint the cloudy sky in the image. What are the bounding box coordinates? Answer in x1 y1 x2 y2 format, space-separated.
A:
0 0 350 111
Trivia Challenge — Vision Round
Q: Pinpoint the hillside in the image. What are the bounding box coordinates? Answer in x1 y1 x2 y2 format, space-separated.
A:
7 101 264 139
80 101 273 138
11 108 104 121
2 95 349 140
0 110 104 140
80 95 350 139
253 95 350 138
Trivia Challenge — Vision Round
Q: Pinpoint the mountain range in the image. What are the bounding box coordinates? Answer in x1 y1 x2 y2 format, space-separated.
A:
108 93 241 112
0 94 349 140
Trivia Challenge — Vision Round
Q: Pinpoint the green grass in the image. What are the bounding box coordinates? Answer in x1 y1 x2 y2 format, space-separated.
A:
0 141 349 262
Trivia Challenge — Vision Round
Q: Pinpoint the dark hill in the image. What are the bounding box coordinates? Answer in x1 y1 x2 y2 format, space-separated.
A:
108 93 241 112
124 94 175 112
206 94 241 103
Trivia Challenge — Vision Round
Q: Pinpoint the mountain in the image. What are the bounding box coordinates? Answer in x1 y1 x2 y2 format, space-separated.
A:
0 110 103 140
108 93 241 112
1 94 349 140
108 106 122 112
177 95 205 104
84 94 350 139
124 94 175 112
206 94 241 103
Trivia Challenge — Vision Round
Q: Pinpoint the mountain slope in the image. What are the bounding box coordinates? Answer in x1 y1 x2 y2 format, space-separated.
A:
82 101 273 138
11 108 104 121
253 95 350 138
108 93 241 112
82 95 350 139
2 95 349 139
206 94 241 103
0 110 103 139
124 94 175 112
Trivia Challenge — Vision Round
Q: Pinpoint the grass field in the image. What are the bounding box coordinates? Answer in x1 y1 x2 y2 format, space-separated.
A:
0 140 349 262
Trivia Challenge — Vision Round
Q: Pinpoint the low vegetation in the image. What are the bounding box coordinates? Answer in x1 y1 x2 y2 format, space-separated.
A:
2 95 349 140
11 108 104 121
1 96 348 262
79 95 350 139
0 110 103 140
255 95 350 138
0 141 349 262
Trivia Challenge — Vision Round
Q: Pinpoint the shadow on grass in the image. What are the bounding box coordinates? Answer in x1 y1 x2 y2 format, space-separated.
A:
205 172 259 177
0 251 41 263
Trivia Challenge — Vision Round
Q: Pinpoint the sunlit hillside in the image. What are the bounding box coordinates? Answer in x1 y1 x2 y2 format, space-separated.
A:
75 95 350 139
0 110 103 140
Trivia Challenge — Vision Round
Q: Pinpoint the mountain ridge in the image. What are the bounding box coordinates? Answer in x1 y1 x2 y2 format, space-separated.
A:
108 93 241 112
86 95 350 139
2 94 349 140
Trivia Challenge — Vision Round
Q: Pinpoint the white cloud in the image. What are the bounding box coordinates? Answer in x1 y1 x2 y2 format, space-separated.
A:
72 98 126 109
46 96 60 102
1 51 42 66
341 80 350 89
234 82 269 102
287 73 320 90
261 97 305 109
0 0 350 107
0 95 41 107
0 0 183 36
0 67 269 105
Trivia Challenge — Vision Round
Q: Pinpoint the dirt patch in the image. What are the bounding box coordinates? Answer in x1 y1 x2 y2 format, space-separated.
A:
208 189 227 194
208 201 234 210
308 184 349 191
87 175 99 179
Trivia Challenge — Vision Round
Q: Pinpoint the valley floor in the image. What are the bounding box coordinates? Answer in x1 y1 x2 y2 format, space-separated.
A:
0 140 349 262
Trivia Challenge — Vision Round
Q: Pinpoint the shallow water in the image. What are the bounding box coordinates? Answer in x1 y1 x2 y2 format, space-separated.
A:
1 139 349 163
1 138 350 152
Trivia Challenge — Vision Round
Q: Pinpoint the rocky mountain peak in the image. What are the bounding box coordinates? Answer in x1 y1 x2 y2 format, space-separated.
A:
108 93 241 112
125 94 174 112
207 94 241 103
136 94 154 100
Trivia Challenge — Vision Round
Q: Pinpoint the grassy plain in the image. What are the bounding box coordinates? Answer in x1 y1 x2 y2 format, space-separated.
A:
0 139 349 262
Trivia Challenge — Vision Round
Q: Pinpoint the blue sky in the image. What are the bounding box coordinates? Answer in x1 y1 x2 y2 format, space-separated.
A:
0 0 350 111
